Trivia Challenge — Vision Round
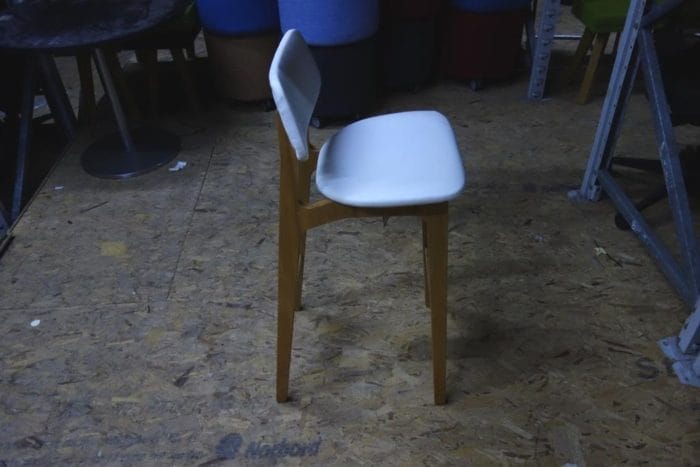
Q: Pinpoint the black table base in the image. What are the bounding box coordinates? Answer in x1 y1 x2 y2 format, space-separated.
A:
77 48 181 179
0 0 190 225
80 125 180 179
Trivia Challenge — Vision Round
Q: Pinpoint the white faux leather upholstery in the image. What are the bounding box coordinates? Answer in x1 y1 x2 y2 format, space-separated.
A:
317 111 465 207
268 29 320 161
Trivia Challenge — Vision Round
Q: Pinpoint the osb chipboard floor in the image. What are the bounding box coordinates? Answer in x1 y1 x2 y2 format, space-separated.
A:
1 61 700 465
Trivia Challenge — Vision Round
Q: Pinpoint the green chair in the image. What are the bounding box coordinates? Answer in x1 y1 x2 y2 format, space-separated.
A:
564 0 630 104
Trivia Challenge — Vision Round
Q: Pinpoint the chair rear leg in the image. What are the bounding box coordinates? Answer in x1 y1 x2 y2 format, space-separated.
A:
562 27 595 87
422 219 431 308
277 202 302 402
424 211 448 405
294 232 306 311
577 33 610 104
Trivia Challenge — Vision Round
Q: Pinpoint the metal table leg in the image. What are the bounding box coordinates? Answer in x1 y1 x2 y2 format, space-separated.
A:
11 55 38 221
80 48 180 179
10 53 78 223
38 52 77 141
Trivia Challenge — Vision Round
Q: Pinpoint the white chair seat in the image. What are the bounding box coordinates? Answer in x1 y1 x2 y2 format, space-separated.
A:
316 110 466 208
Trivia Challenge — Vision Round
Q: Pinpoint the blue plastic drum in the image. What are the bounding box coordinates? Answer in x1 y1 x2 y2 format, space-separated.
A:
278 0 379 46
196 0 279 36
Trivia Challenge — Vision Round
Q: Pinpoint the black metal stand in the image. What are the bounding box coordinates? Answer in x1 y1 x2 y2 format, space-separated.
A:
9 52 76 222
0 0 189 229
80 48 180 179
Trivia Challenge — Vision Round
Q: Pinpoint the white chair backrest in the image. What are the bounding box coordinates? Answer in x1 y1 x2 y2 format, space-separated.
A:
269 29 321 161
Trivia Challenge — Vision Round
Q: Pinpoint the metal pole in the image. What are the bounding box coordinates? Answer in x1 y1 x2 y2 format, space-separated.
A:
638 29 700 301
92 48 135 152
12 56 38 221
527 0 562 100
577 0 647 200
37 52 77 141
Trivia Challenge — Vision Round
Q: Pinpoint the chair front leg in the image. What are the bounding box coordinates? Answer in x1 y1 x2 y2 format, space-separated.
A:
424 210 448 405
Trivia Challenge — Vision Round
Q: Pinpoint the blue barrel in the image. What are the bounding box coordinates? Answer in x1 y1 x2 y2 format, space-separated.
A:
196 0 279 36
451 0 530 13
278 0 380 46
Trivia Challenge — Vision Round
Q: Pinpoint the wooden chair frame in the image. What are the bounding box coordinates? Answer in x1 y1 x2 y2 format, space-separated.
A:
563 27 617 104
274 113 450 405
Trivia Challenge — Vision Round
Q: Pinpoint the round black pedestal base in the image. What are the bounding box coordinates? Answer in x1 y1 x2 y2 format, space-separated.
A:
81 125 180 179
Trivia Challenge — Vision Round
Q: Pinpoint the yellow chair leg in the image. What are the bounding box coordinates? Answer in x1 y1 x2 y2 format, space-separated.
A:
562 27 595 87
294 232 306 311
276 134 305 403
577 32 610 105
425 212 448 405
277 210 301 402
422 219 431 308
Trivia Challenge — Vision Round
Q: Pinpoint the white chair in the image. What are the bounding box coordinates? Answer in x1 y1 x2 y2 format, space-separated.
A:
269 29 466 405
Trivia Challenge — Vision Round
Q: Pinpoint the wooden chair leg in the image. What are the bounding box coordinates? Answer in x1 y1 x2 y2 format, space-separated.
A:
76 52 96 126
424 211 448 405
277 225 301 402
561 28 595 87
277 163 303 402
422 219 431 308
577 32 610 105
170 48 201 114
294 232 306 311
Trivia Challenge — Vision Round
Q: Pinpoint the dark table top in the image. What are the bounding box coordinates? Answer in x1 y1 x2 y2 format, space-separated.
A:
0 0 189 51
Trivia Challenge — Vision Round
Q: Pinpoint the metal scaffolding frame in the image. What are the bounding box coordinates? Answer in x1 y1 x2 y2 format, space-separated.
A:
570 0 700 387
